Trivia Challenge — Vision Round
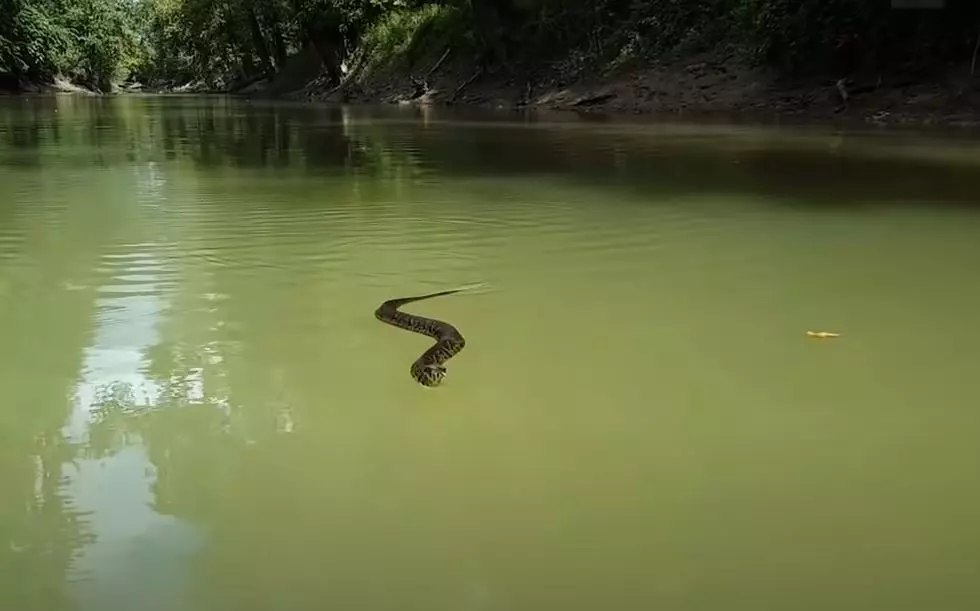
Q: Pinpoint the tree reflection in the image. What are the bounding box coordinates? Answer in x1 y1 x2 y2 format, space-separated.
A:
6 93 980 205
0 195 106 610
85 376 236 523
0 429 94 610
125 95 980 207
0 95 155 168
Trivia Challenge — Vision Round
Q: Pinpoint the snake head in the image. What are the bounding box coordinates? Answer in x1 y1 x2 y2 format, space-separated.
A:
427 365 447 385
425 364 447 386
413 363 447 387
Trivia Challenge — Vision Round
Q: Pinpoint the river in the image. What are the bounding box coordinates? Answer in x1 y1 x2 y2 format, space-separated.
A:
2 94 980 611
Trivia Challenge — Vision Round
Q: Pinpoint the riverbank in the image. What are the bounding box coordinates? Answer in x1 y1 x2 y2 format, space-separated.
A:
0 75 101 96
284 45 980 129
6 51 979 130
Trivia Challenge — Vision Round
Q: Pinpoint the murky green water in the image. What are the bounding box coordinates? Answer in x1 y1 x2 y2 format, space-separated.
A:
3 95 980 611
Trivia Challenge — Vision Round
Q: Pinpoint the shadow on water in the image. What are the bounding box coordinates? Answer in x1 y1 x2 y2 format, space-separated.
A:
4 95 980 207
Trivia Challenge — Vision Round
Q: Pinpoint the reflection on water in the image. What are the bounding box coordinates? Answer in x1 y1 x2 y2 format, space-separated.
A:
64 165 205 611
2 95 980 611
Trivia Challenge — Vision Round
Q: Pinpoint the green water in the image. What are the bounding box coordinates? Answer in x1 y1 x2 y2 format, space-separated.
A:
2 95 980 611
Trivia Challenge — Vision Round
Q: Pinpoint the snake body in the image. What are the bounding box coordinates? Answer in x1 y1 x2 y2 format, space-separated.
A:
375 285 481 386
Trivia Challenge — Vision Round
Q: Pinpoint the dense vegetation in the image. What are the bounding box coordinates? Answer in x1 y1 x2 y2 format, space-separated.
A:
3 0 980 93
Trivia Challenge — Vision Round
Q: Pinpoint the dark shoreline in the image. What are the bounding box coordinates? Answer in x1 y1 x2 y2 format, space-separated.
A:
5 65 979 133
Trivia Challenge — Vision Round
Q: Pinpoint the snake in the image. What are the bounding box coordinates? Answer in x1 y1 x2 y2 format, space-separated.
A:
375 284 483 387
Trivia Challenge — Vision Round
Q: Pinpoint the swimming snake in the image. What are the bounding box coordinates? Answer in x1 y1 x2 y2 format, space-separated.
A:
375 284 483 386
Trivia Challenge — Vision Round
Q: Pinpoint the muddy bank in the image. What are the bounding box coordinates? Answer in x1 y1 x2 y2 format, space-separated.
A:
5 51 977 130
0 74 103 96
287 48 980 129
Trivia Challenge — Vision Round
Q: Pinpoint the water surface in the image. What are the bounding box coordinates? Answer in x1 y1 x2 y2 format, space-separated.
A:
2 95 980 611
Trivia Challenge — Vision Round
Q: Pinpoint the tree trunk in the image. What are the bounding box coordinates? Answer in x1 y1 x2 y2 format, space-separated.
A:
269 20 288 69
301 24 342 85
247 8 275 76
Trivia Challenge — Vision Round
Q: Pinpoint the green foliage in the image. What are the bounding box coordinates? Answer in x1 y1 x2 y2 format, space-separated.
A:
487 0 980 76
356 3 466 73
729 0 980 74
2 0 979 92
0 0 141 89
61 0 139 90
0 0 70 78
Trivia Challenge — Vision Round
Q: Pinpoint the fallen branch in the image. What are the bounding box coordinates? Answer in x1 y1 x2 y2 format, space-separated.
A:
972 27 980 75
426 46 452 79
570 92 616 107
450 67 483 103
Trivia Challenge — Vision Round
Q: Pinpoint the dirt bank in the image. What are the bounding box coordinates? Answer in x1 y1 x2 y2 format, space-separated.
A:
0 74 102 95
287 47 980 129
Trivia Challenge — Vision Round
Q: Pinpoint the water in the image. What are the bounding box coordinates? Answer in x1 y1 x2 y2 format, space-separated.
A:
2 95 980 611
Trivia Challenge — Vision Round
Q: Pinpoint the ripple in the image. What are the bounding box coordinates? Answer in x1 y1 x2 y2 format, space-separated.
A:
6 97 980 611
